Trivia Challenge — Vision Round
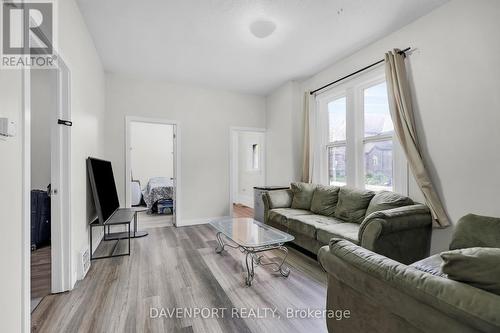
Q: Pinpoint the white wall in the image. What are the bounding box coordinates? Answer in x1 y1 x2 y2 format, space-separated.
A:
130 122 173 187
58 0 106 281
265 81 303 186
267 0 500 254
0 0 106 330
0 71 24 333
235 131 265 208
30 70 57 190
105 74 266 225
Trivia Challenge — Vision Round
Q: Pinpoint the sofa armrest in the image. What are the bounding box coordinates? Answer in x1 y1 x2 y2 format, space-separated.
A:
360 204 432 235
262 189 293 223
358 204 432 264
262 189 293 209
318 240 500 333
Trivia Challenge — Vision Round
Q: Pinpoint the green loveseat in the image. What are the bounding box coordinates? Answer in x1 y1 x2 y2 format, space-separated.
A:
262 182 432 264
318 214 500 333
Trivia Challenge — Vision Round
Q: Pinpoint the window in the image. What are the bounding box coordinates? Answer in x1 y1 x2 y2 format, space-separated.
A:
363 82 394 191
319 71 405 192
251 144 259 170
327 97 347 185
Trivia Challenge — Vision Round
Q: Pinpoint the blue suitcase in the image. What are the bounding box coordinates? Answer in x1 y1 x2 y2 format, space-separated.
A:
31 189 51 250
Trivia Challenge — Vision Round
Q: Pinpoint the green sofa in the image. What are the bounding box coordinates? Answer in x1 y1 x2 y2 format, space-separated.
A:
262 182 432 264
318 214 500 333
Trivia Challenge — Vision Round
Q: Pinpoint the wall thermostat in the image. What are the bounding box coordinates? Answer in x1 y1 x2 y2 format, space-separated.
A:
0 117 16 137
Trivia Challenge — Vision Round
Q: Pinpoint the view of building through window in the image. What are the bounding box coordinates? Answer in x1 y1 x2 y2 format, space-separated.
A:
327 97 347 185
326 81 394 191
363 82 393 191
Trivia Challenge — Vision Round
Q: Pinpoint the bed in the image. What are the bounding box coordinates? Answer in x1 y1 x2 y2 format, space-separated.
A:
142 177 174 212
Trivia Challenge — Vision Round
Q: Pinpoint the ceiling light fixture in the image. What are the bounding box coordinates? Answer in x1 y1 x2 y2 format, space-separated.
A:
249 20 276 39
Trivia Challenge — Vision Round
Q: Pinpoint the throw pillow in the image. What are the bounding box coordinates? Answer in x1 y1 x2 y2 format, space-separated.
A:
310 185 340 216
441 247 500 295
334 187 375 224
365 191 414 217
290 182 317 210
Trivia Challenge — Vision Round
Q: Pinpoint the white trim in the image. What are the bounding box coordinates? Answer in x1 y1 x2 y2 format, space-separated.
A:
22 54 73 331
229 127 266 217
317 90 348 186
315 66 408 193
22 66 31 333
180 215 231 226
51 58 73 292
125 116 181 226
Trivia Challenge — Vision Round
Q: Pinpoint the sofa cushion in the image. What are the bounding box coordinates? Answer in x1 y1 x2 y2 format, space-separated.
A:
266 189 293 209
411 254 447 278
310 185 340 216
441 247 500 295
334 187 375 223
268 208 313 227
365 191 414 217
316 223 360 245
290 182 317 210
450 214 500 250
288 215 343 238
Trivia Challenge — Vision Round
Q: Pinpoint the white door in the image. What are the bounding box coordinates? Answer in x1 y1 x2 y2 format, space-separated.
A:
230 128 266 215
126 118 179 226
172 125 177 226
50 60 72 293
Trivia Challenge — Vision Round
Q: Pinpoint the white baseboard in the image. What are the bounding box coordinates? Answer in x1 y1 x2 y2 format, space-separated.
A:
178 215 230 227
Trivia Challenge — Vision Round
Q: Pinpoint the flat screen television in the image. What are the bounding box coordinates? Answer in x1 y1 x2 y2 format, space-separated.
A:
87 157 120 224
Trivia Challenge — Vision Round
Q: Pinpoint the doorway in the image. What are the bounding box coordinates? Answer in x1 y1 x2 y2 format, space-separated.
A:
28 59 72 314
125 117 179 227
230 128 266 218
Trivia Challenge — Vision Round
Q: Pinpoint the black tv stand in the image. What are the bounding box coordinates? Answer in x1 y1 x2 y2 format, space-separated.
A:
104 207 149 240
90 218 131 260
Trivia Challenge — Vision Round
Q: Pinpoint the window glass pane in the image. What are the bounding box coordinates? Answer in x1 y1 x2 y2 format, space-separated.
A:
364 82 394 137
328 97 346 142
328 146 346 185
364 140 393 191
252 144 259 169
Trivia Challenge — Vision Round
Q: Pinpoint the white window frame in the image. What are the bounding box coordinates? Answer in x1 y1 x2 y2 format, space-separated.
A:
317 67 408 194
322 91 348 186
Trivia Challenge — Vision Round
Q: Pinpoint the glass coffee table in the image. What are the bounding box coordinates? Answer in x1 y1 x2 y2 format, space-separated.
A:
210 217 294 286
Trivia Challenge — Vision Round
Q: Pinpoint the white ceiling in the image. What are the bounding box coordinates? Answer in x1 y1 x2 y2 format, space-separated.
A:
76 0 448 95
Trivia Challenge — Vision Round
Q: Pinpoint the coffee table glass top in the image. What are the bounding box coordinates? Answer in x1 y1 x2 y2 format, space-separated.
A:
209 218 294 248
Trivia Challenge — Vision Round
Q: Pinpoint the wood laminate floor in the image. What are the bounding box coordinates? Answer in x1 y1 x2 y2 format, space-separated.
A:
137 210 174 229
31 245 51 312
32 224 327 333
233 204 254 218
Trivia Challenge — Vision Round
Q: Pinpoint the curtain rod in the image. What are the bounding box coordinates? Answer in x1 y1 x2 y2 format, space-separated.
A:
309 47 411 95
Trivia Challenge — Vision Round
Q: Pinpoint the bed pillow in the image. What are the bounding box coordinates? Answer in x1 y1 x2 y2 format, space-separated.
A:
441 247 500 295
290 182 317 210
334 187 375 224
310 185 340 216
365 191 414 217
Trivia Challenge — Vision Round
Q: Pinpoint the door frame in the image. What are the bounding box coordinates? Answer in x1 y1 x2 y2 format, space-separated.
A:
22 55 72 330
124 116 181 226
229 127 267 217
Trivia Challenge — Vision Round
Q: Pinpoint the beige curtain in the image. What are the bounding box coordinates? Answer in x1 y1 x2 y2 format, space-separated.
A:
301 91 311 183
385 49 450 227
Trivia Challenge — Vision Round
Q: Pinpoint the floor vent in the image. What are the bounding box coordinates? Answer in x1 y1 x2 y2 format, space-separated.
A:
80 247 90 279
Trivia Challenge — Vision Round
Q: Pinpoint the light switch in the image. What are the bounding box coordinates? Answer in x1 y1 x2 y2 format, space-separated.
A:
0 117 16 137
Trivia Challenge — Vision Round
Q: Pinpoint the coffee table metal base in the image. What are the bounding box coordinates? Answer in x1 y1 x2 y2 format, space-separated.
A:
215 232 291 286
